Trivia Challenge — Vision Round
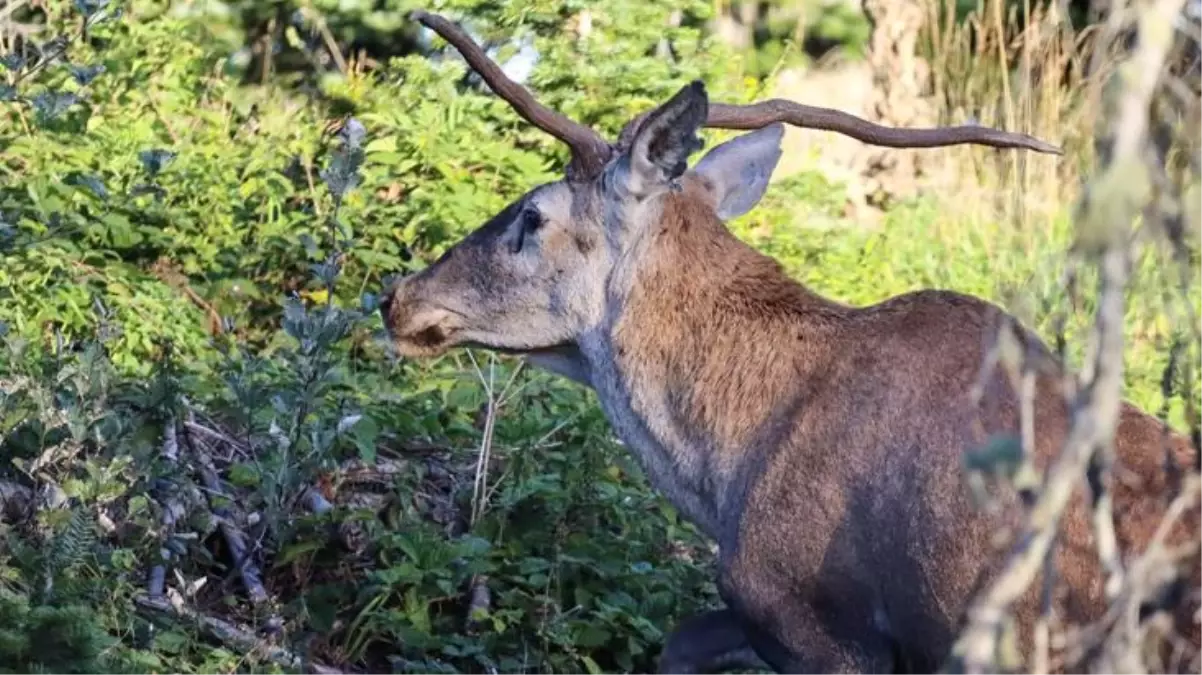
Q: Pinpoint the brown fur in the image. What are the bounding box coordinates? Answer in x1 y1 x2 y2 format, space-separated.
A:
619 180 1200 671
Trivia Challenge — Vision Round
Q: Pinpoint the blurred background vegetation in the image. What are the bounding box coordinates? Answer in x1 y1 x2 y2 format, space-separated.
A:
0 0 1197 672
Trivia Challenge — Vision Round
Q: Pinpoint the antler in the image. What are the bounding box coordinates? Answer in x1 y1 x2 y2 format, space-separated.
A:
706 100 1062 153
414 11 1061 176
617 96 1062 155
411 10 614 178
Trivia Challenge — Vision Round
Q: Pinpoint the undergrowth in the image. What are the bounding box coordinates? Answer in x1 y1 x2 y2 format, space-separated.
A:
0 0 1196 673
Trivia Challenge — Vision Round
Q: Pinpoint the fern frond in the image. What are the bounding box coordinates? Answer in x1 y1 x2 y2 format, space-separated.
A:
42 508 97 593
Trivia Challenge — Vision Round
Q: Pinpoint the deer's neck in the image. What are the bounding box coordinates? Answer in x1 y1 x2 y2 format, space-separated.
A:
579 195 847 540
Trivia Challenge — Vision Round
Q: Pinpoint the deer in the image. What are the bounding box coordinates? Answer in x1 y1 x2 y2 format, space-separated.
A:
381 11 1201 673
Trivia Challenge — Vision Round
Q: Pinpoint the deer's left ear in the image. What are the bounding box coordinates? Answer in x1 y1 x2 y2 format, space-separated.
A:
692 123 784 220
624 80 709 197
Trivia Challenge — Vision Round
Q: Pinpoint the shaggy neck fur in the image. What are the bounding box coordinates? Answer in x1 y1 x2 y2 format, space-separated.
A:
578 179 847 540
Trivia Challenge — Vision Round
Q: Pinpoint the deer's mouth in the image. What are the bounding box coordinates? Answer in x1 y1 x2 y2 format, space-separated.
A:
396 324 460 358
385 305 465 359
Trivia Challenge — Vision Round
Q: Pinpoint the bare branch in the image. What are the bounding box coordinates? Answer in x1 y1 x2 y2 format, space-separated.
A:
946 0 1188 670
181 419 269 605
184 418 248 454
135 595 342 674
148 418 183 600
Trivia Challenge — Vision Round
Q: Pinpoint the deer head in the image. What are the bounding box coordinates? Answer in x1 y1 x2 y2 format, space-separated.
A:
380 10 1061 366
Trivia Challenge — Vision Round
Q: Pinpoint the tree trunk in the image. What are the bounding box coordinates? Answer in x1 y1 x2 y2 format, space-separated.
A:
861 0 934 208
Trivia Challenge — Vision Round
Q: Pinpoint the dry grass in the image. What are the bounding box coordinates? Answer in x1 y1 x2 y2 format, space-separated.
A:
920 0 1120 230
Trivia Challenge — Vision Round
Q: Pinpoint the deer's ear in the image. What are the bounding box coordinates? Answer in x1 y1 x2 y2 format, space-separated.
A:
625 80 709 197
692 124 784 221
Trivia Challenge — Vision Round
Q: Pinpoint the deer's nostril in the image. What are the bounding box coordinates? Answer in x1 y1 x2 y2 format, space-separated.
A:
411 325 446 348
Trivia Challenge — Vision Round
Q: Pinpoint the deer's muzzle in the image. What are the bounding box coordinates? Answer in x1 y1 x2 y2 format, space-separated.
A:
380 275 463 358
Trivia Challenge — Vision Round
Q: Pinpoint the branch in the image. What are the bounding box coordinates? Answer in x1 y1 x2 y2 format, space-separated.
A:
949 246 1131 673
11 34 77 86
181 419 269 604
183 418 248 454
0 0 29 24
1065 473 1201 671
135 595 342 674
148 418 183 600
946 0 1188 670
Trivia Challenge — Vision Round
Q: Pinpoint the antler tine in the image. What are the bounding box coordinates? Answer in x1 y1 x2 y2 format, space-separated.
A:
411 10 613 178
704 100 1062 154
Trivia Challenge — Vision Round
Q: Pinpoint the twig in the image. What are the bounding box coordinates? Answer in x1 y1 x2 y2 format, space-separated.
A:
300 5 348 74
467 352 498 529
465 574 491 633
134 595 343 674
1146 472 1200 553
1083 473 1200 671
184 418 249 454
147 262 224 338
1033 529 1059 674
0 0 29 25
951 247 1129 672
148 418 183 600
465 353 527 527
336 457 414 483
1089 449 1126 600
11 20 85 87
181 420 269 604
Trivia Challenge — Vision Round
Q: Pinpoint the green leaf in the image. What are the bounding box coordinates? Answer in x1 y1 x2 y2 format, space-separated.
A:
576 624 611 648
963 434 1023 476
275 538 325 567
153 630 189 654
581 655 603 675
227 462 260 487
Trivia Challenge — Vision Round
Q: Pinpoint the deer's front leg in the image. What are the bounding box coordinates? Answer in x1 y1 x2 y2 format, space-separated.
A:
658 608 770 673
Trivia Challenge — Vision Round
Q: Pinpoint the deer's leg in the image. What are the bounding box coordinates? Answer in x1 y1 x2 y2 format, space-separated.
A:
732 605 896 675
718 565 896 674
657 608 769 673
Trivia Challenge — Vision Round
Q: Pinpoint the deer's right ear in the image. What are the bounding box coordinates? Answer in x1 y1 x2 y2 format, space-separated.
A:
692 124 784 221
624 80 709 197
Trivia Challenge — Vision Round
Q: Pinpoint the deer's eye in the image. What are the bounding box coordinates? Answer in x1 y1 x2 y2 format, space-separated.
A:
510 207 544 254
522 208 544 234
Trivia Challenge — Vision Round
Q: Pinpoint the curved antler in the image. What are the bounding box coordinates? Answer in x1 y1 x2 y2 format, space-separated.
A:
411 10 614 178
706 100 1062 153
415 11 1061 172
617 97 1061 155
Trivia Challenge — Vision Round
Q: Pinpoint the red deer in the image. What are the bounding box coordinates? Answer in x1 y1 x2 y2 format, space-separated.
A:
381 11 1201 673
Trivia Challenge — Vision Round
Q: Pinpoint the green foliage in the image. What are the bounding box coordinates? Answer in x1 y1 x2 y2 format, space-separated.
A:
2 0 745 374
0 0 1195 673
1 1 732 671
0 591 109 674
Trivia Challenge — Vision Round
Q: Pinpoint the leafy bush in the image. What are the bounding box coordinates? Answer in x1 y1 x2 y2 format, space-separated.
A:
0 1 734 671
